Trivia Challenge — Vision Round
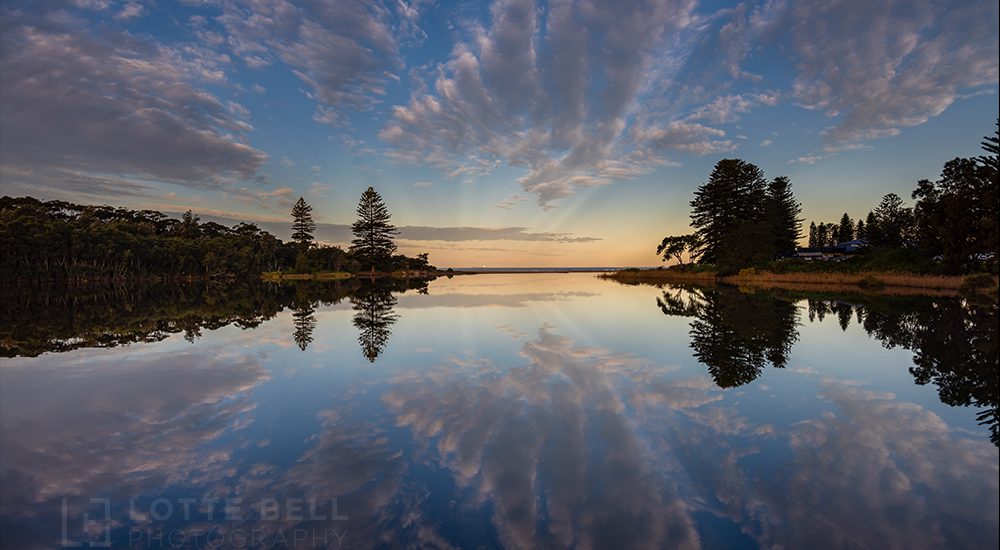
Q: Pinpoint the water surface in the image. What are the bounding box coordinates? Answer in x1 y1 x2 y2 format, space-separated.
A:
1 274 997 548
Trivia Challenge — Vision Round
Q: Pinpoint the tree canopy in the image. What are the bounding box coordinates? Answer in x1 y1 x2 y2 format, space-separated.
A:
350 187 399 269
681 159 801 272
290 197 316 248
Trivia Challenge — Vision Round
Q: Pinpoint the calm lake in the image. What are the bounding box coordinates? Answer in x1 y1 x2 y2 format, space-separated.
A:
1 273 997 549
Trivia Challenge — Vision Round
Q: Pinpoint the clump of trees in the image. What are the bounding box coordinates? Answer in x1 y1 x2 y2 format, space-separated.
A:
661 121 997 275
1 187 436 282
286 189 433 276
659 159 802 274
911 120 999 272
0 197 286 282
801 120 998 273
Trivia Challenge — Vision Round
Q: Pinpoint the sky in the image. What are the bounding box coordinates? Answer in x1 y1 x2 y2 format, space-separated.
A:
0 0 997 267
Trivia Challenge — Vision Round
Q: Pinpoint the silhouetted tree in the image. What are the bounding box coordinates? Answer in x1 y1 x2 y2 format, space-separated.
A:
864 211 880 245
290 197 316 250
977 118 999 172
350 187 399 270
656 234 697 265
855 218 866 241
912 121 999 271
766 176 803 254
871 193 913 248
815 222 828 248
808 221 818 248
837 213 854 243
690 159 768 266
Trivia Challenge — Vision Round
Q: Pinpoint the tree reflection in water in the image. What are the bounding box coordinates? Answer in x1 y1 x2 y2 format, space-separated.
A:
351 286 399 362
808 294 998 446
658 286 799 388
654 283 998 445
1 278 428 362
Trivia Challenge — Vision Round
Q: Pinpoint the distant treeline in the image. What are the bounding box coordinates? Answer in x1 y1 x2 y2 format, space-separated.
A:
659 120 999 275
0 188 432 282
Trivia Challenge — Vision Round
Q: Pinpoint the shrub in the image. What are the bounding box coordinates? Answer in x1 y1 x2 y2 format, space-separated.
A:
960 273 997 292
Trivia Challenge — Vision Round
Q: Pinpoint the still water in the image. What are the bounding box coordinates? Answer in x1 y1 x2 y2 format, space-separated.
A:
1 274 997 548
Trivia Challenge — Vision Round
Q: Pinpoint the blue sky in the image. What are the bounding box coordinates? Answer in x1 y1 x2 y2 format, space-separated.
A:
1 0 997 266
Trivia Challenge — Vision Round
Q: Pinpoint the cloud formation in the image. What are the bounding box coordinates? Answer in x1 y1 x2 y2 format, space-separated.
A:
378 0 997 205
0 7 267 199
197 214 601 244
213 0 422 124
379 0 709 207
775 0 998 149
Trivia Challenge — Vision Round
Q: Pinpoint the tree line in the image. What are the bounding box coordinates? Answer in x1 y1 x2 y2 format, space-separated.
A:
659 120 999 274
0 186 432 282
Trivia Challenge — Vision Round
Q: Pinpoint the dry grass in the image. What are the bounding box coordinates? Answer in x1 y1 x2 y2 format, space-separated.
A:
601 269 998 295
599 270 717 284
261 271 352 281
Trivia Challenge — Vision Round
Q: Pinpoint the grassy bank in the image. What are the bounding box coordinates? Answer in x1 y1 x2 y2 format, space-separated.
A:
261 270 442 282
601 268 998 295
261 271 352 281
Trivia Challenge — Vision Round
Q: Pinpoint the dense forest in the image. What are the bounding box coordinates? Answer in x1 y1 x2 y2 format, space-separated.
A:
0 186 433 282
659 121 999 275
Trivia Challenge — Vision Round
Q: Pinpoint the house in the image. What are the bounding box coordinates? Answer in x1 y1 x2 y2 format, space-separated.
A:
836 239 869 253
788 239 867 261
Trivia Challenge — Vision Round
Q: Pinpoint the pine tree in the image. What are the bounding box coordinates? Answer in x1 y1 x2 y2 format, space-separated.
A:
837 213 854 243
808 221 818 248
350 187 399 268
815 223 828 247
766 176 803 253
872 193 912 248
856 219 866 240
290 197 316 249
690 159 768 265
865 211 880 244
977 118 999 172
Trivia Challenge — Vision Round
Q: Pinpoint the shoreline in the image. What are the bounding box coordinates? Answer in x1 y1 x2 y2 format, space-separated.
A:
599 269 998 296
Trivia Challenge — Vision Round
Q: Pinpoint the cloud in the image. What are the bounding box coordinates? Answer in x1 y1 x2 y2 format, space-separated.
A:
760 139 773 147
114 2 145 20
0 9 266 199
633 121 738 156
379 0 706 208
494 193 526 210
379 0 997 207
785 0 999 148
196 213 601 243
687 93 779 124
228 185 296 211
214 0 423 123
789 154 824 165
398 225 600 243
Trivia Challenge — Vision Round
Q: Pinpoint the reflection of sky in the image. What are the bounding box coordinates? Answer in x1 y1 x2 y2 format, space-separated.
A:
1 274 996 548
